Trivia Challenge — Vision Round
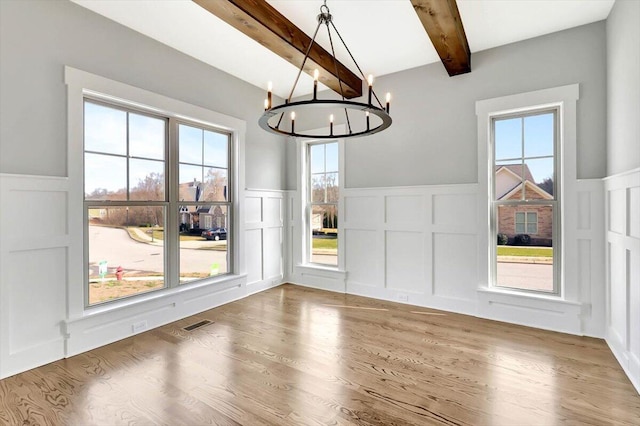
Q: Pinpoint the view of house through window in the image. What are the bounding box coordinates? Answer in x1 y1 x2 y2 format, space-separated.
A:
493 110 558 293
178 124 230 282
309 141 338 265
84 100 232 305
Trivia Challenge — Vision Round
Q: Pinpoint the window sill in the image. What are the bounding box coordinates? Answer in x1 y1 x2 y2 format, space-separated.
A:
294 264 346 278
477 286 583 308
477 286 587 335
72 273 247 322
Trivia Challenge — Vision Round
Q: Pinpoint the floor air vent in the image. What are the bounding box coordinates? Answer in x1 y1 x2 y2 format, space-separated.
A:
183 320 213 331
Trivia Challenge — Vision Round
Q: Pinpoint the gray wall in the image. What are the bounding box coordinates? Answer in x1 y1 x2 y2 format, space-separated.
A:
606 0 640 176
286 21 607 190
0 0 286 190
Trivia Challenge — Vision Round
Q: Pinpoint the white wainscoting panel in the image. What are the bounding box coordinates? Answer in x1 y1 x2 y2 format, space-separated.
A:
245 197 263 224
285 191 295 280
604 168 640 393
344 196 379 228
245 228 263 285
245 190 285 292
263 227 283 280
609 188 626 234
385 231 426 294
386 195 424 226
344 229 380 288
609 244 628 343
574 179 606 337
432 193 477 229
340 184 479 312
630 186 640 239
433 233 478 303
0 174 69 379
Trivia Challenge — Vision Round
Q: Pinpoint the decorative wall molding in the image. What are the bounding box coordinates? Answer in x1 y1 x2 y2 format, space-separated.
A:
245 189 285 292
340 184 479 315
0 174 69 378
604 168 640 393
288 174 605 339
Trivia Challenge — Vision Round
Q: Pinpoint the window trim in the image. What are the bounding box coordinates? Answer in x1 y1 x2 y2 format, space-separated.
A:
307 141 339 266
490 106 560 296
66 66 246 318
476 83 579 301
294 126 345 272
491 108 560 295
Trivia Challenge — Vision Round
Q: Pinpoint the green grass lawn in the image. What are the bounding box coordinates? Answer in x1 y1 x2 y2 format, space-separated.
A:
312 237 338 250
497 246 553 257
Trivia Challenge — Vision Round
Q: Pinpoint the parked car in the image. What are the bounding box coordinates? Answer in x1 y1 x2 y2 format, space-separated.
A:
201 227 227 241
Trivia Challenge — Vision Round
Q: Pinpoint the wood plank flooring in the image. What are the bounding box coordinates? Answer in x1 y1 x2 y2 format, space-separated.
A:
1 284 638 425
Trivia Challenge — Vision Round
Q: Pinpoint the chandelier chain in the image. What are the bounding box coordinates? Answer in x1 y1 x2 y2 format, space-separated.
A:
287 18 323 103
325 17 353 134
329 20 384 109
276 11 324 130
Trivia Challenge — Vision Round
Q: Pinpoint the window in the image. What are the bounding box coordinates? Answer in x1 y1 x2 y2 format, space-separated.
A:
177 123 230 282
492 110 558 293
84 99 232 306
515 211 538 234
308 141 339 266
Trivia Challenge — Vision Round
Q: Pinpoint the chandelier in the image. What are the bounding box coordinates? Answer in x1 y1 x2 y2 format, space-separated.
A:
258 0 392 139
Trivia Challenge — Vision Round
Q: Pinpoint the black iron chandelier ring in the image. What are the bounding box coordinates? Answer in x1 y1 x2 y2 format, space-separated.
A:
259 0 392 139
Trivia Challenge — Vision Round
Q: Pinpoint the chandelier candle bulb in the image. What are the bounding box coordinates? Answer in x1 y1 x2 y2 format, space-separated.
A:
291 111 295 134
386 93 391 113
330 114 334 135
366 111 370 130
313 69 319 100
367 74 374 105
267 81 273 109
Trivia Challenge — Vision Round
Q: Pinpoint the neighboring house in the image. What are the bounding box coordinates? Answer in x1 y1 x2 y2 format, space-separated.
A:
178 180 227 231
199 205 226 230
495 165 553 246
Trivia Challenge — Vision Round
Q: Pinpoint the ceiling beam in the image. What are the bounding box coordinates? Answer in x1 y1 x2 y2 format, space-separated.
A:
411 0 471 76
192 0 362 99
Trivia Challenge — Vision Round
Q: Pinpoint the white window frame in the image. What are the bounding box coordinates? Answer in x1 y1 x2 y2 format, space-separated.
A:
307 140 339 266
491 108 560 294
476 84 579 301
293 128 345 272
66 66 246 318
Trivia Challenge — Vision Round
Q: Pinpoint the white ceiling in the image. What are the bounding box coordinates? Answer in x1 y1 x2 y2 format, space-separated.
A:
71 0 614 98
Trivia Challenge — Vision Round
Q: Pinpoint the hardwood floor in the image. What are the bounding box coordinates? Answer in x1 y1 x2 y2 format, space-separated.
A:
1 284 638 425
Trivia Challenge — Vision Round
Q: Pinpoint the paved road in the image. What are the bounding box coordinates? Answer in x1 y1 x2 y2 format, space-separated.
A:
88 226 227 276
496 261 553 291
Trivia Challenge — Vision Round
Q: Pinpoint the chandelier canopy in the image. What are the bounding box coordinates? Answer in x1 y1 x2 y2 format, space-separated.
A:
258 0 392 139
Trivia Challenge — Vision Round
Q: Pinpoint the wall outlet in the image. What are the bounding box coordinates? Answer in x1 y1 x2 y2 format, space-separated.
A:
132 320 147 333
397 293 409 302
